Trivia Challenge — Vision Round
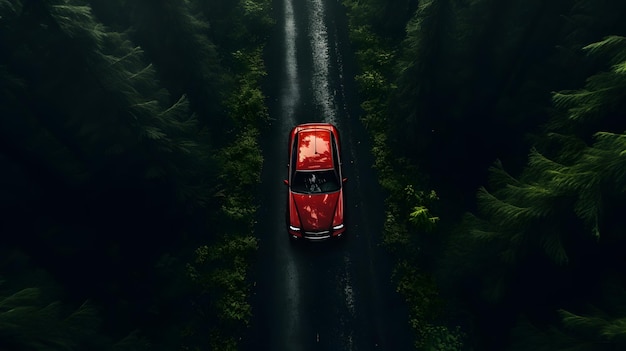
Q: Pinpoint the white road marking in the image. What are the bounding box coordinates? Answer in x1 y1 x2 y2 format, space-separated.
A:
282 0 299 129
308 0 337 124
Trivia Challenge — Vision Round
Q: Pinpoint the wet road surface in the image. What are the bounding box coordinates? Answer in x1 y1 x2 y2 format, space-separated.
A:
242 0 414 350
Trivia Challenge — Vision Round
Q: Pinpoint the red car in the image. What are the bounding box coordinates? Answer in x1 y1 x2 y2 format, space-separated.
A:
284 123 346 241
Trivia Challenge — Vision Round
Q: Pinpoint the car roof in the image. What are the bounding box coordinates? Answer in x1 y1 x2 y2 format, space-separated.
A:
294 125 335 170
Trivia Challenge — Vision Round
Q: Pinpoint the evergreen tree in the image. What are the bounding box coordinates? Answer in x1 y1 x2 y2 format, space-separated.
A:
124 0 274 135
344 0 626 349
100 0 231 139
0 249 150 351
442 32 626 350
2 0 270 349
390 0 453 159
508 277 626 351
0 0 217 348
469 35 626 265
388 0 591 215
5 0 215 217
192 0 273 50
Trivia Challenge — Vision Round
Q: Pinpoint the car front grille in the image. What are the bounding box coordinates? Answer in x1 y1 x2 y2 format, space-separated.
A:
304 230 331 240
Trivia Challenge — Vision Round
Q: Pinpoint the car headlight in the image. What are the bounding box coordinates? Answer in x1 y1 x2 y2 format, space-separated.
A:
289 225 301 231
333 224 344 230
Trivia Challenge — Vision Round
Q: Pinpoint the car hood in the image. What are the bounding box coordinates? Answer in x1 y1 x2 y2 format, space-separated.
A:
291 191 340 231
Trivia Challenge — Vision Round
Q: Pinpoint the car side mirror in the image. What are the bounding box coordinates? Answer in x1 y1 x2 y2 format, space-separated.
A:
342 177 348 183
283 179 289 185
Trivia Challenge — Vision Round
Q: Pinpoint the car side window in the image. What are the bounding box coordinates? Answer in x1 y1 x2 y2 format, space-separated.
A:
331 133 341 179
290 133 299 180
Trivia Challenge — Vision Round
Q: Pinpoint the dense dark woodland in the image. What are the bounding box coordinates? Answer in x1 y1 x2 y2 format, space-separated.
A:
2 0 626 350
343 0 626 349
0 0 271 349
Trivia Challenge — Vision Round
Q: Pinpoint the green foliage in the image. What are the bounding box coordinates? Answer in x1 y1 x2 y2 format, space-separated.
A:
464 35 626 268
440 27 626 351
409 206 440 231
194 0 274 50
342 0 415 36
1 0 271 349
420 325 464 351
207 330 238 351
343 1 461 349
390 0 461 158
508 280 626 351
179 1 269 349
186 236 258 347
0 270 149 351
2 0 215 205
354 70 389 98
348 1 626 350
342 0 381 36
407 187 440 231
217 128 263 190
0 289 91 350
393 260 440 323
215 122 263 232
393 261 464 350
226 48 271 129
550 35 626 136
240 0 275 41
113 0 229 135
384 0 612 221
554 45 626 118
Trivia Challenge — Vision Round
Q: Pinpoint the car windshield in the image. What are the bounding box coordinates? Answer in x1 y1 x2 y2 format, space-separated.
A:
291 170 340 194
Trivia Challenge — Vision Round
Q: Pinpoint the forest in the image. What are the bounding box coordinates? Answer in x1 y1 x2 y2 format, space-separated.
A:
342 0 626 349
0 0 272 350
2 0 626 350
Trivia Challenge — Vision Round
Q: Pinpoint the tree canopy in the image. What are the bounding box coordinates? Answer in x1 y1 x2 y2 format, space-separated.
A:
343 0 626 349
0 0 272 349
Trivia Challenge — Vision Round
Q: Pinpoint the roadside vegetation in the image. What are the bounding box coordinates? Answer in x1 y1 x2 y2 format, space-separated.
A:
0 0 272 349
342 0 462 348
342 0 626 349
4 0 626 350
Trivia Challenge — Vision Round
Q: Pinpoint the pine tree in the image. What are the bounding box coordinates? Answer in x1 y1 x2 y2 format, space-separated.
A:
1 1 218 348
0 286 150 351
0 288 96 350
463 34 626 266
508 278 626 351
124 0 229 138
1 0 216 209
390 0 454 155
0 248 150 351
441 30 626 351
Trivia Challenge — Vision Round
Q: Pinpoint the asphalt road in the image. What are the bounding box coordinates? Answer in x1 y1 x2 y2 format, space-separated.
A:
242 0 413 350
